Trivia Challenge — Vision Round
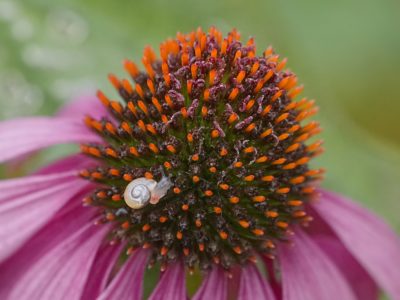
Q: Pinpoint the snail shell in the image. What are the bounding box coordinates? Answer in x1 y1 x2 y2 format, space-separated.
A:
124 176 172 209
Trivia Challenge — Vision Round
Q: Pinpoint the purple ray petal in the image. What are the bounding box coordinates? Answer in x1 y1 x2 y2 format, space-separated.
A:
3 95 106 168
149 262 187 300
305 206 379 300
0 170 78 203
0 197 97 298
226 266 241 299
3 220 109 300
34 153 94 175
97 249 149 300
192 267 228 300
57 93 109 120
81 242 125 299
262 258 282 299
0 117 101 163
312 190 400 299
0 172 89 262
313 234 378 300
278 229 356 300
238 263 276 300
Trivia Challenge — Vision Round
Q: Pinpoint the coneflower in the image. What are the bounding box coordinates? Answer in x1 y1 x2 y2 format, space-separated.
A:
0 28 399 300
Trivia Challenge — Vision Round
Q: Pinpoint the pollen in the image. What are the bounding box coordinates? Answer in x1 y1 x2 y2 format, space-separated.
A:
80 27 322 272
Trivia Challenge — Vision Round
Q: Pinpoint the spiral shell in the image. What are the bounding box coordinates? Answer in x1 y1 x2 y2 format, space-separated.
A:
123 176 172 209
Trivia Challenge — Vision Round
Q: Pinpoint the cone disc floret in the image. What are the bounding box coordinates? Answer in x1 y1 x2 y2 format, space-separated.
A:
80 27 323 271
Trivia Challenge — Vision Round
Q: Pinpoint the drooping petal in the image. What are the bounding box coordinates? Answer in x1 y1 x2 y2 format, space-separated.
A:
34 153 94 175
148 262 187 300
192 267 228 300
237 263 276 300
305 207 378 300
313 235 378 300
97 249 149 300
226 267 240 300
312 190 400 299
4 222 109 300
278 229 356 300
0 199 97 299
0 170 77 203
0 172 89 262
262 258 282 299
81 243 125 299
0 117 101 163
3 95 105 169
57 94 109 120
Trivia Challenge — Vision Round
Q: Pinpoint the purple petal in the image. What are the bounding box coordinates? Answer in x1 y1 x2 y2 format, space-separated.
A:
0 170 78 203
0 117 101 163
305 206 378 300
4 94 103 169
262 258 282 299
2 218 108 299
149 262 187 300
312 190 400 299
278 229 356 300
226 267 241 299
97 249 149 300
34 153 94 175
4 151 92 182
192 267 228 300
0 197 96 298
0 172 89 262
313 234 378 300
57 93 110 120
238 263 276 300
81 243 125 299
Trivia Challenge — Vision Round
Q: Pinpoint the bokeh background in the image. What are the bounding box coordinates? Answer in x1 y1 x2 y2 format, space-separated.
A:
1 0 399 232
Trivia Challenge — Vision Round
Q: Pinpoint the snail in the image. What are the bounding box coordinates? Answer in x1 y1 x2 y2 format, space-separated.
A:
123 175 173 209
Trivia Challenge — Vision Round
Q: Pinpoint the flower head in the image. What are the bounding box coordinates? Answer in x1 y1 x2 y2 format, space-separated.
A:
79 27 322 272
0 28 399 300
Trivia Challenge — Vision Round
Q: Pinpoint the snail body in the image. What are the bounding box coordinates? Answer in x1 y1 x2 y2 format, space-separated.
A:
123 176 172 209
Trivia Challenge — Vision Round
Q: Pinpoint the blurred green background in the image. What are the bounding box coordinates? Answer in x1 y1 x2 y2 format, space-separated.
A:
1 0 399 235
